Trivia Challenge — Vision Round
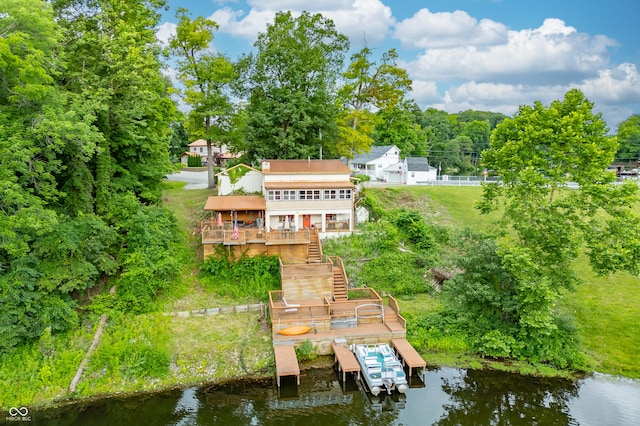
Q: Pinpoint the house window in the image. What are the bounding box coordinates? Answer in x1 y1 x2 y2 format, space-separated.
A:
324 189 337 200
299 190 320 200
325 213 336 221
282 190 296 201
411 172 415 178
338 189 352 200
278 214 294 222
267 190 282 201
199 147 203 153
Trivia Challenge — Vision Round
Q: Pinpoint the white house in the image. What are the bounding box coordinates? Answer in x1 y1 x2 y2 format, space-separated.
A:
262 159 355 237
383 162 404 183
186 140 239 165
403 157 437 185
216 164 263 196
350 145 400 180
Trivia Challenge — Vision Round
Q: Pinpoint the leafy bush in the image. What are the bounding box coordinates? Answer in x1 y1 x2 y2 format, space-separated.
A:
295 339 318 362
89 314 171 380
359 252 430 295
114 203 182 313
354 174 370 182
200 254 281 301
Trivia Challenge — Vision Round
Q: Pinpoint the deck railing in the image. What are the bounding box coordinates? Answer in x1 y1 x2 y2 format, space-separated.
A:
280 259 333 279
202 226 309 245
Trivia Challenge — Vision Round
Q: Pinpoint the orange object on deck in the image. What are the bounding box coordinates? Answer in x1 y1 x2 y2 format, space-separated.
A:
278 325 312 336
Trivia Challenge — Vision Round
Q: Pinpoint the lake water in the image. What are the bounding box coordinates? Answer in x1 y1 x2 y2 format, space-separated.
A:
31 367 640 425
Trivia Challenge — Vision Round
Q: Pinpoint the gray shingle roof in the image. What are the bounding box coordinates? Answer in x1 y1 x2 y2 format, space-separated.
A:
351 145 397 164
405 157 431 171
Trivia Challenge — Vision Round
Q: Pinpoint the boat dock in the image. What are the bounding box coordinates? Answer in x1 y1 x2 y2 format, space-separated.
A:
274 345 300 387
331 340 361 384
391 338 426 376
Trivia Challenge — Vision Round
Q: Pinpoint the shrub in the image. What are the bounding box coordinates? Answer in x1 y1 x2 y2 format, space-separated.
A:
187 155 202 167
295 339 318 362
200 254 281 301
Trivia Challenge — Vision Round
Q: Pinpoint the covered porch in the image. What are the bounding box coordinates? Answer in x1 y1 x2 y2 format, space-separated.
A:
203 195 266 231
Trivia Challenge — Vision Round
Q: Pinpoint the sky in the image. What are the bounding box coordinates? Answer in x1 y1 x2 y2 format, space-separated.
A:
157 0 640 130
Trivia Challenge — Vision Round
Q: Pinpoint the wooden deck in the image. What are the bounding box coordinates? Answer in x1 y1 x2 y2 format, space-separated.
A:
272 321 407 354
274 345 300 387
391 338 427 376
331 341 360 384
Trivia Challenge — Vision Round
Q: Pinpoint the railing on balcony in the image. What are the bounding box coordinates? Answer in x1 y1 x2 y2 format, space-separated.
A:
202 226 309 245
265 229 310 245
326 220 350 232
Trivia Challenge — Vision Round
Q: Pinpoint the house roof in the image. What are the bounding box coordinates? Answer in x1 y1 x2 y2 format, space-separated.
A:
383 162 404 172
180 151 200 157
405 157 432 172
204 195 266 211
261 159 351 174
351 145 399 165
264 181 354 190
188 139 208 147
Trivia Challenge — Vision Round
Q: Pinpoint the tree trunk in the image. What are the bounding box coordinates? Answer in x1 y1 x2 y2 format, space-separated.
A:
346 114 360 169
206 139 215 189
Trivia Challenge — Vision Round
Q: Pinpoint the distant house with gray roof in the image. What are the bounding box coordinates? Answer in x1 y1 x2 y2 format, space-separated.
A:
349 145 400 180
403 157 437 184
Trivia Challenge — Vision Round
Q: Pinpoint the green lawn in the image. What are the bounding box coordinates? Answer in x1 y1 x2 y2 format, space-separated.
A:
366 186 640 378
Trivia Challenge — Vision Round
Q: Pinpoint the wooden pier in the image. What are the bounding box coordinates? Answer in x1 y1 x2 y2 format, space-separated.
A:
331 340 361 384
274 345 300 387
391 338 427 376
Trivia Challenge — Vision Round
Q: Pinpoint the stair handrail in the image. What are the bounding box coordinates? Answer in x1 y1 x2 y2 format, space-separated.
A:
355 303 385 323
313 226 323 258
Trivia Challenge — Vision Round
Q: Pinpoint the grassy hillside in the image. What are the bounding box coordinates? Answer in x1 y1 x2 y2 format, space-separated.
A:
363 186 640 378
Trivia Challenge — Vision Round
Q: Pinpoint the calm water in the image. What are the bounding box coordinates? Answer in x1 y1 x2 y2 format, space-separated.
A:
30 367 640 425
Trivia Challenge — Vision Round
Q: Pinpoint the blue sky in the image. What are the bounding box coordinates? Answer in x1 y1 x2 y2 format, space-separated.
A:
157 0 640 129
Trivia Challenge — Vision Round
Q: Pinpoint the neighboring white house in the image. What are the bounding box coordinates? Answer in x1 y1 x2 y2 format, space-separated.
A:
350 145 400 180
186 140 239 165
216 164 263 196
403 157 437 185
383 162 404 183
262 159 355 237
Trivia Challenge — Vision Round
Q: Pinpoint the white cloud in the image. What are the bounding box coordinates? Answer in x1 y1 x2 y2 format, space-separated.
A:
394 8 508 49
155 22 176 47
210 0 394 46
405 18 616 85
414 64 640 128
210 7 273 39
322 0 394 46
396 8 637 127
579 63 640 104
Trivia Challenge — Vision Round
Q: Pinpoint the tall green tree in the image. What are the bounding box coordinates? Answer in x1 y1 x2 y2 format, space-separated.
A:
374 100 428 157
240 11 348 160
169 8 238 188
615 114 640 162
333 48 412 164
55 0 178 209
466 89 640 363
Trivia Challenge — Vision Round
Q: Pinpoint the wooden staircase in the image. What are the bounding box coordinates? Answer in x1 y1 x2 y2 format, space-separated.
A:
308 230 322 263
333 266 348 301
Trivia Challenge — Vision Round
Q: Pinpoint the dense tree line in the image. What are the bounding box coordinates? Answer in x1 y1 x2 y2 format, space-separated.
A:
1 0 182 353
